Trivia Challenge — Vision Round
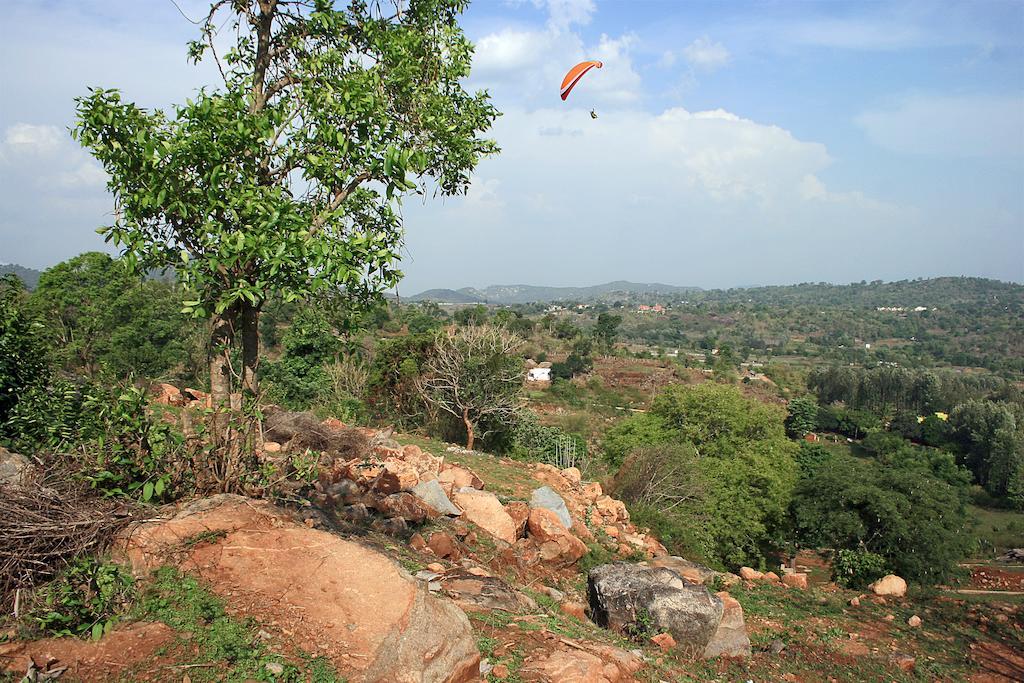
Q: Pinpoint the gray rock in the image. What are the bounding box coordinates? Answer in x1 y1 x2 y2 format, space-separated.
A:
530 486 572 529
325 479 362 504
703 594 751 659
649 556 720 585
412 479 462 517
441 569 537 612
0 447 31 487
588 563 724 650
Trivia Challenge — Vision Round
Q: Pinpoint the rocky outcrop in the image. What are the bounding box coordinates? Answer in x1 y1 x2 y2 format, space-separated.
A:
587 563 724 651
117 495 479 683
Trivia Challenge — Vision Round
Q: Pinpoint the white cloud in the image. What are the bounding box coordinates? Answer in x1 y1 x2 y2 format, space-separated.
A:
2 123 64 158
683 36 731 71
535 0 595 32
856 94 1024 158
402 104 919 289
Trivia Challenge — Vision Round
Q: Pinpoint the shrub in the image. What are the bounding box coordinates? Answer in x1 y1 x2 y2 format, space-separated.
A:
0 275 49 437
31 557 135 639
605 384 797 569
832 549 888 588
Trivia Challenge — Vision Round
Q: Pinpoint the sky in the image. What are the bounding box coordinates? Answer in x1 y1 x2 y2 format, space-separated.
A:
0 0 1022 292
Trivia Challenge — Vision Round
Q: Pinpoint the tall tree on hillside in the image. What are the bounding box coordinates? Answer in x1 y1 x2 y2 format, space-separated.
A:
74 0 498 422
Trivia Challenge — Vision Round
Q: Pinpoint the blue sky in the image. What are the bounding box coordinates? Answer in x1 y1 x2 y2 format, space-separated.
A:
1 0 1021 291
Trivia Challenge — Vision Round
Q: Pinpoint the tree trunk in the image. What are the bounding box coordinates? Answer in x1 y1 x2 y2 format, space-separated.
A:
209 308 234 440
239 301 260 399
462 406 475 451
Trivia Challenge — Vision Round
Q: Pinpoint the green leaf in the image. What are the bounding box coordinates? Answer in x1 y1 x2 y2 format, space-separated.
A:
91 622 103 641
142 481 154 502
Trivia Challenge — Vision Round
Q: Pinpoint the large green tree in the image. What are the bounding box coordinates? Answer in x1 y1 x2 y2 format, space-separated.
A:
74 0 498 415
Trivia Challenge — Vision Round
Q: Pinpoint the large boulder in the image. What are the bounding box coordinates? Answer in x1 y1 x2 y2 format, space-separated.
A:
117 495 479 683
527 508 588 566
588 563 723 650
870 574 907 597
530 486 573 529
411 480 462 517
451 488 517 544
703 592 751 659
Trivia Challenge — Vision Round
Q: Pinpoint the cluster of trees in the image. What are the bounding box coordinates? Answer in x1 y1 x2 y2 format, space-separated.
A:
603 381 977 584
801 365 1024 508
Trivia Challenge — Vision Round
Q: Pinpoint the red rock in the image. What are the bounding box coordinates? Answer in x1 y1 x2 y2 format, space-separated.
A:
491 663 509 679
322 417 347 430
438 464 484 490
263 441 282 453
116 495 479 681
426 562 446 573
409 533 427 551
504 501 530 539
427 532 460 560
908 615 922 627
603 525 620 538
739 567 763 581
561 467 582 486
377 492 435 523
892 653 916 671
782 573 808 589
561 601 587 620
528 508 588 566
594 496 629 523
651 632 676 651
521 646 642 682
705 592 751 659
764 571 781 582
451 489 517 544
849 597 860 607
151 383 184 406
581 482 603 502
373 460 420 494
644 536 669 558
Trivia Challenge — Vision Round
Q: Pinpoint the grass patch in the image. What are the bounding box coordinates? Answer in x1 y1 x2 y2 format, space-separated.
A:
131 566 342 682
969 504 1024 557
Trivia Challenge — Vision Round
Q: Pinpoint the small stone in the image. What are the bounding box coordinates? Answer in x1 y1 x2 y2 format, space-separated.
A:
427 532 460 560
764 571 781 582
908 615 922 627
651 632 676 651
491 663 510 679
561 601 587 620
265 662 285 675
884 614 895 622
426 562 446 573
849 597 860 607
409 533 427 550
543 586 565 602
892 653 916 671
263 441 282 453
739 566 763 581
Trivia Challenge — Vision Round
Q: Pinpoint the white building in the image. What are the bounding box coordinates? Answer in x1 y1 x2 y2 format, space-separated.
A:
527 367 552 382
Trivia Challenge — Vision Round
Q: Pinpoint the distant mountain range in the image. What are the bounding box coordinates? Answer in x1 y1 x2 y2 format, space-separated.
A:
404 280 703 305
0 264 42 290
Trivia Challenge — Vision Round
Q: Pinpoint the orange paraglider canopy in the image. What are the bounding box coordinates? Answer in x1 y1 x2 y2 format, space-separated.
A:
560 60 603 101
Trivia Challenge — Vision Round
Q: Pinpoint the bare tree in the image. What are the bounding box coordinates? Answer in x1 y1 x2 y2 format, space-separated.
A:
416 325 524 450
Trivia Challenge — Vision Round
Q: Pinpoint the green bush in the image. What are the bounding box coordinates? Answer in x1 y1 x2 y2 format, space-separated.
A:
0 275 49 437
832 549 888 588
605 384 797 569
791 453 972 585
32 557 135 639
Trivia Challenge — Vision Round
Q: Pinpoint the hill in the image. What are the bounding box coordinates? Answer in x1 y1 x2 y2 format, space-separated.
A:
410 280 703 304
0 264 42 290
405 288 486 304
